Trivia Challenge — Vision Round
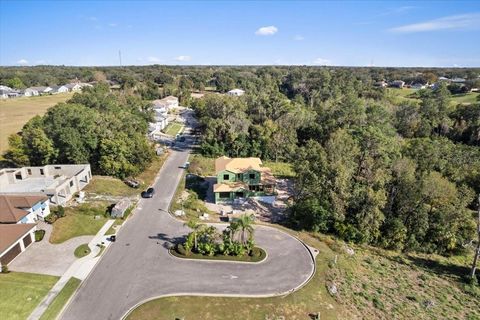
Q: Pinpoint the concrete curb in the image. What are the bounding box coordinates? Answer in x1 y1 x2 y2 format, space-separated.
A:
166 247 268 265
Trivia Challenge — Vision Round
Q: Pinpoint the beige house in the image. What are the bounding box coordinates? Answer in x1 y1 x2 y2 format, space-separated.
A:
0 164 92 205
152 96 179 110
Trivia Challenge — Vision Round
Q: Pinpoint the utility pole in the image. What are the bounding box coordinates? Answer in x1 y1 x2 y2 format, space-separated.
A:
118 50 122 67
470 194 480 280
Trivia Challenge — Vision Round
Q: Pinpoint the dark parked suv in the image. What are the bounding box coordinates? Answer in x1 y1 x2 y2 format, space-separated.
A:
141 187 155 198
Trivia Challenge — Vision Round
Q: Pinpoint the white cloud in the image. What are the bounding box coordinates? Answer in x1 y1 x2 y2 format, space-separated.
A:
147 56 161 63
88 16 98 21
17 59 28 65
175 55 191 62
312 57 332 65
294 35 304 41
389 13 480 33
109 23 118 27
255 26 278 36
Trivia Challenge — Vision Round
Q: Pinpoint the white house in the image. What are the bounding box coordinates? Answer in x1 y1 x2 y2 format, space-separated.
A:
50 85 69 94
0 89 8 99
227 89 245 96
152 96 179 111
451 78 466 83
0 194 51 224
0 85 13 91
0 164 92 206
23 88 39 97
65 83 83 92
29 86 52 95
438 77 451 83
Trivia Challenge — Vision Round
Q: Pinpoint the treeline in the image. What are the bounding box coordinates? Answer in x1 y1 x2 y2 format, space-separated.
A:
3 84 154 178
1 65 479 91
191 68 480 255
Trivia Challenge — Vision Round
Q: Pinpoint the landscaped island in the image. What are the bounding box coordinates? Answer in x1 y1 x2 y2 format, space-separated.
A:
173 214 266 263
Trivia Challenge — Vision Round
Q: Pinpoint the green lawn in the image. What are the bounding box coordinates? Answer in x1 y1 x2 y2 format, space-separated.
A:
83 176 139 197
0 93 73 153
450 92 479 105
0 272 59 320
39 277 81 320
73 243 91 258
49 203 109 244
163 122 183 136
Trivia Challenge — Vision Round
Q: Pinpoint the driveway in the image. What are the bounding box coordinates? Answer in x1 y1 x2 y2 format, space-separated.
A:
9 222 93 276
61 110 315 320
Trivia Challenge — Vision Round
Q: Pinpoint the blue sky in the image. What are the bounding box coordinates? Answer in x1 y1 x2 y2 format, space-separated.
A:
0 1 479 67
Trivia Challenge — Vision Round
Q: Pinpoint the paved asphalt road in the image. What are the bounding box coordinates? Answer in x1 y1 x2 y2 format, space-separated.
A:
60 113 315 320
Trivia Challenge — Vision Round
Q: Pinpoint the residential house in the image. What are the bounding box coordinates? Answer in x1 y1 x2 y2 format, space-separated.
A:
0 223 36 267
390 80 405 88
50 85 69 94
23 88 39 97
411 83 427 90
438 77 452 83
451 77 466 84
0 194 51 224
0 164 92 205
65 83 83 92
152 96 179 111
213 156 276 203
0 89 8 99
374 81 388 88
227 89 245 96
0 85 13 91
29 86 52 95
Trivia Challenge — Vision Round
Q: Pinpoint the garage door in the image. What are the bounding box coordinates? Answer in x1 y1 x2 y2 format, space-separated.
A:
0 243 21 266
23 234 32 248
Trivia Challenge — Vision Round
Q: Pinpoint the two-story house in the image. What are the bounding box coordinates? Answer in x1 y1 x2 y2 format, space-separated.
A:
213 156 276 203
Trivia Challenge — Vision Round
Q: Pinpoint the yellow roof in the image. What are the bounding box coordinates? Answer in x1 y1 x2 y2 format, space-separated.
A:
213 182 248 192
215 156 263 174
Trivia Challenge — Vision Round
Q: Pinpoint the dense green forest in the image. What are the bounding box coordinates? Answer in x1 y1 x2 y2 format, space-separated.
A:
2 65 479 257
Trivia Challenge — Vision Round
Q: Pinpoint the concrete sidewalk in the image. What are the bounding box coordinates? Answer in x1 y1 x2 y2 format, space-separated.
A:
28 219 115 320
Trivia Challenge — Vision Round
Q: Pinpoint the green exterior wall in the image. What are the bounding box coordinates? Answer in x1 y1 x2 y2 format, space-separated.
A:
214 168 275 203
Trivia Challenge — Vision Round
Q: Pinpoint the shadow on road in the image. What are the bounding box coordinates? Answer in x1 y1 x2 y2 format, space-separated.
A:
148 233 185 247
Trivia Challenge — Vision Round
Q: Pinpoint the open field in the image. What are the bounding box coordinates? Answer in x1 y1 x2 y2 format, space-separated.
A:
127 229 479 320
163 122 183 136
388 88 479 106
0 272 59 320
451 92 479 105
49 203 110 244
83 176 139 197
0 93 73 153
39 277 81 320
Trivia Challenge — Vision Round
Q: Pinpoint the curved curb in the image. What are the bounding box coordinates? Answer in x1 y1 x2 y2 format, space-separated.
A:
121 290 293 320
167 247 269 265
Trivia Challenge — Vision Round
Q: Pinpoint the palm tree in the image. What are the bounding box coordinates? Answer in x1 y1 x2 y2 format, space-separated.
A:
227 221 240 244
184 219 204 251
236 214 254 245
